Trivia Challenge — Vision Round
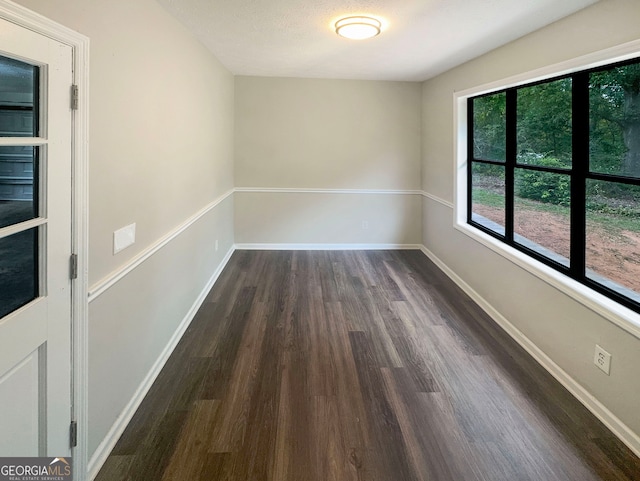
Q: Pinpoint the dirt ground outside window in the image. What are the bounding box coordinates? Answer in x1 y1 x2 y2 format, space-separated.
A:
473 203 640 295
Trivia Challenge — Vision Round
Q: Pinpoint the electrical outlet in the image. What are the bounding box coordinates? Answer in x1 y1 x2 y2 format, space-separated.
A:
594 344 611 375
362 221 369 230
215 239 219 251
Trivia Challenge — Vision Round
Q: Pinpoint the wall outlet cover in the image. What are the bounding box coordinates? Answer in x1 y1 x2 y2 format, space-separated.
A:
594 344 611 375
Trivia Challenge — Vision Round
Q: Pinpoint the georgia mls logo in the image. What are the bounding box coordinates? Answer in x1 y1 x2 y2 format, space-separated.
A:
0 457 72 481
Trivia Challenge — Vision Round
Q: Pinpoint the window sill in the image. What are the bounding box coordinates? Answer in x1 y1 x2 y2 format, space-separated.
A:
454 220 640 341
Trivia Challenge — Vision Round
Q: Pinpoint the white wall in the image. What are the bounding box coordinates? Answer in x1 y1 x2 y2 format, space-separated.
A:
234 76 422 246
13 0 236 470
422 0 640 450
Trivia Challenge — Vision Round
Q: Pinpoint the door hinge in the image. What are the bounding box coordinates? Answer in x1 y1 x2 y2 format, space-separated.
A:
70 254 78 280
70 421 77 448
71 85 79 110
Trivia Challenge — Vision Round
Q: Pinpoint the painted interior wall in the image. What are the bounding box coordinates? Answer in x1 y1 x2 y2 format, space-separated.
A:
234 76 422 246
421 0 640 446
13 0 236 467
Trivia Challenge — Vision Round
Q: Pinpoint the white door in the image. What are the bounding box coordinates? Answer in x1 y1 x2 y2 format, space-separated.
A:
0 18 73 456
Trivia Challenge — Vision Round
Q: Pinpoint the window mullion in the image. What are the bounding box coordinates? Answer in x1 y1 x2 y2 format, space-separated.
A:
505 89 517 244
571 73 589 280
467 97 474 224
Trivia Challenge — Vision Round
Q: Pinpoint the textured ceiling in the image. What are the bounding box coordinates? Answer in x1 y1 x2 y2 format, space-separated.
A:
156 0 599 81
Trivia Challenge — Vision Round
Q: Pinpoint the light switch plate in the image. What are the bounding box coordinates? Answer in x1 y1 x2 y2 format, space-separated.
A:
114 223 136 254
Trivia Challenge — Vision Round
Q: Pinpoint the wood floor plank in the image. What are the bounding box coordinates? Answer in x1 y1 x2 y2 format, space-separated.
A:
161 400 221 481
379 367 454 481
309 394 365 481
198 452 232 479
95 250 640 481
120 410 190 481
390 333 440 393
208 300 268 452
323 301 372 449
94 456 135 481
349 330 421 481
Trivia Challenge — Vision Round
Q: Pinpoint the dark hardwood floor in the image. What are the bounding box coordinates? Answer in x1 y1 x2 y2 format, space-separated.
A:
95 250 640 481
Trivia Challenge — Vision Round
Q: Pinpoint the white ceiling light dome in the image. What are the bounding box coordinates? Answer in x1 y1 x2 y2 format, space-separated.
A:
335 16 382 40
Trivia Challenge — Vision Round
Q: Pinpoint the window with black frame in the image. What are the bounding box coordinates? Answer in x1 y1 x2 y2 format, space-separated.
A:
468 57 640 311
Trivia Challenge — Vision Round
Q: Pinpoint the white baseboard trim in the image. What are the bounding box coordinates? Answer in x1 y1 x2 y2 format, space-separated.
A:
419 245 640 459
87 246 235 480
234 243 423 251
88 189 234 302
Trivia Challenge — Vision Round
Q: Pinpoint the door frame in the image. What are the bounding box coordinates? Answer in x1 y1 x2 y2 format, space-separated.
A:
0 1 89 479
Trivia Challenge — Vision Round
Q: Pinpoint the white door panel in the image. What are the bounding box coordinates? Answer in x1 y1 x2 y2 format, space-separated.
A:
0 17 73 457
0 348 42 456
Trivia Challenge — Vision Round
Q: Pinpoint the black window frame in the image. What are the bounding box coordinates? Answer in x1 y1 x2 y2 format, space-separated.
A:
467 56 640 314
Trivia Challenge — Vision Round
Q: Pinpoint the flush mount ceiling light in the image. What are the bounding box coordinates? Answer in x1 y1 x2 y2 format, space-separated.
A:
335 16 382 40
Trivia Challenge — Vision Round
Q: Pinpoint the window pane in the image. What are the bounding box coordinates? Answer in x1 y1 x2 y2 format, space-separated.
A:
0 55 38 137
471 162 505 235
514 169 571 266
0 228 38 319
473 93 506 162
586 180 640 300
517 78 572 168
590 62 640 177
0 146 38 228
